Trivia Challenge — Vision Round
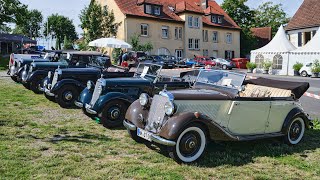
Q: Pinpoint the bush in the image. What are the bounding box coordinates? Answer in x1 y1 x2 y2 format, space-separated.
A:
246 62 257 69
293 62 303 71
0 56 9 70
262 60 272 70
311 60 320 73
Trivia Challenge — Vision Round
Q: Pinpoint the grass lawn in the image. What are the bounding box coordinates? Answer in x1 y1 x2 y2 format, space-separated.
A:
0 71 320 179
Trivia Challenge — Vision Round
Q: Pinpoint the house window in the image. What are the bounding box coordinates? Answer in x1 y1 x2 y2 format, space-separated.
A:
226 33 232 44
211 16 216 23
188 39 194 49
203 49 208 57
162 26 169 38
225 50 234 59
188 16 193 27
195 39 200 50
203 30 208 42
194 17 199 28
213 31 218 43
218 16 222 23
145 4 152 14
273 54 283 69
141 24 148 36
255 54 264 68
175 27 182 39
154 6 161 15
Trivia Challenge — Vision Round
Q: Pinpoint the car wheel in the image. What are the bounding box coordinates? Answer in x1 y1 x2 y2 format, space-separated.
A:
45 93 56 102
284 116 305 145
222 65 227 70
30 76 44 94
11 76 19 83
301 71 308 77
99 100 128 128
22 83 30 90
168 124 207 163
127 129 144 143
55 85 79 108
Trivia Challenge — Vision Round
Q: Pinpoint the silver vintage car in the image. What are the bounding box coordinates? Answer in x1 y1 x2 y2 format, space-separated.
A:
124 70 312 163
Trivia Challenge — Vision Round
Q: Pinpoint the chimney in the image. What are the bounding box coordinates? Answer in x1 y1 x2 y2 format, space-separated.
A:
201 0 209 9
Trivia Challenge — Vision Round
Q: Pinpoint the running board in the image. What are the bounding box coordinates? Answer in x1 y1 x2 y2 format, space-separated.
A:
236 132 284 141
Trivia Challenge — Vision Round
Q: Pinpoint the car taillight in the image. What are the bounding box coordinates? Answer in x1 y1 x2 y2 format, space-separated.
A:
10 53 14 65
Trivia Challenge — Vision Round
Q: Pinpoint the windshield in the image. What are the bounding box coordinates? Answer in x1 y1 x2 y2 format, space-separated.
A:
195 70 245 90
135 63 162 78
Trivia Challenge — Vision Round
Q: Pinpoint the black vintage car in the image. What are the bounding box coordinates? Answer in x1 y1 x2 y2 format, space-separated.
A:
42 57 134 108
142 55 176 69
20 51 107 94
75 63 198 128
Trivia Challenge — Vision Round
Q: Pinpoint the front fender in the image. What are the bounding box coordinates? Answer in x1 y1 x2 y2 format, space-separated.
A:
78 88 93 105
51 79 85 93
17 67 25 76
27 70 48 83
159 112 239 141
281 107 310 134
92 92 135 113
125 100 149 129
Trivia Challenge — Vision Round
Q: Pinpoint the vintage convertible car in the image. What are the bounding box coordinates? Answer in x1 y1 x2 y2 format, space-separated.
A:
76 63 198 128
42 57 133 108
123 69 312 163
20 51 107 94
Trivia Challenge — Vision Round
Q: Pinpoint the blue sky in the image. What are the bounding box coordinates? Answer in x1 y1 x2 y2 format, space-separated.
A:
20 0 303 35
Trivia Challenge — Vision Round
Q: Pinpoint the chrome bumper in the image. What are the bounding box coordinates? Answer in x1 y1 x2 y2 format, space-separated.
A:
44 88 54 96
85 104 97 115
123 120 176 146
74 101 83 108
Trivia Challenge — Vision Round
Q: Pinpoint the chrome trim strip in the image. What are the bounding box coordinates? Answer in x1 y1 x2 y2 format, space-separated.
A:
85 104 97 114
74 101 83 108
123 120 137 131
44 88 54 96
150 134 176 146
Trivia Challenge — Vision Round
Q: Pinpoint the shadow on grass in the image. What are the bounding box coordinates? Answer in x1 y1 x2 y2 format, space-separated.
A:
153 128 320 167
47 134 114 144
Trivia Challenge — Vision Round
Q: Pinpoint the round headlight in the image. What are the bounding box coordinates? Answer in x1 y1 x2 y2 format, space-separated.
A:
48 71 52 78
139 93 149 106
87 81 93 90
164 101 175 116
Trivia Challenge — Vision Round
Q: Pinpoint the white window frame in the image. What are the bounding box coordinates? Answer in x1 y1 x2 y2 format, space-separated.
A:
218 16 222 23
194 39 200 50
175 27 183 40
145 4 152 14
226 33 232 44
213 31 218 43
141 24 149 37
188 38 194 49
162 26 169 39
203 30 208 42
178 27 182 39
188 16 193 27
154 6 161 15
211 15 217 23
194 17 200 28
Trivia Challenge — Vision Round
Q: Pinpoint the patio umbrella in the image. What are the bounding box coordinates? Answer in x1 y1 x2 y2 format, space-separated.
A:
88 37 132 49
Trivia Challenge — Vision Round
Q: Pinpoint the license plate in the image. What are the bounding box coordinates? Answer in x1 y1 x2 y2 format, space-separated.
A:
137 128 152 141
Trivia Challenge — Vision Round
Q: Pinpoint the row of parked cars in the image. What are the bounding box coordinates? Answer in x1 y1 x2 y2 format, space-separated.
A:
8 51 312 163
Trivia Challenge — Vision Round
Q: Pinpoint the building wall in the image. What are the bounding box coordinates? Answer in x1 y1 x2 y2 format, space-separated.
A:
287 27 319 48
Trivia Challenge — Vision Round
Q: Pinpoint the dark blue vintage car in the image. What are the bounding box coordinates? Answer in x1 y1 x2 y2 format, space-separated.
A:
42 57 133 108
20 51 107 94
75 63 198 128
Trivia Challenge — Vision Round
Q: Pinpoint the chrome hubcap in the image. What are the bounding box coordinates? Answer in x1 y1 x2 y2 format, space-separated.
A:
64 92 73 101
290 122 301 141
109 107 120 119
180 132 200 157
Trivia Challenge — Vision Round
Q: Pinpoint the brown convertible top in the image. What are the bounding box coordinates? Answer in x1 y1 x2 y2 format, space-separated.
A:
244 77 309 99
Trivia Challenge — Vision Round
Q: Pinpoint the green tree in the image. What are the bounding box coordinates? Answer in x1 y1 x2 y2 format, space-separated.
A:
44 14 78 50
101 6 122 38
221 0 257 57
130 34 153 52
254 2 290 36
13 9 43 39
63 36 74 50
0 0 28 25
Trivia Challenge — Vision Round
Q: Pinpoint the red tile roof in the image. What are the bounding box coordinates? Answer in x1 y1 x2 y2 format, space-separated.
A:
286 0 320 31
250 27 272 48
114 0 240 29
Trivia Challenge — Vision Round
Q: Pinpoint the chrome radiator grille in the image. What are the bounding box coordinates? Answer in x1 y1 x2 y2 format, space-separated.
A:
145 95 169 133
90 80 102 106
51 72 58 89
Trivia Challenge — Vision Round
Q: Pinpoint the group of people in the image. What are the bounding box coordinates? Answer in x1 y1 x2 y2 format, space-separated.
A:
118 50 137 68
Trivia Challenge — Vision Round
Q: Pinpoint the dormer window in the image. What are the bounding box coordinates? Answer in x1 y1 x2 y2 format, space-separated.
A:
211 15 217 23
144 4 161 16
218 16 223 23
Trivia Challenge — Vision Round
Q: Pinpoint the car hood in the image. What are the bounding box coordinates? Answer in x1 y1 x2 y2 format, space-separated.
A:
103 77 152 87
61 67 100 74
170 88 235 100
32 61 68 68
20 58 49 64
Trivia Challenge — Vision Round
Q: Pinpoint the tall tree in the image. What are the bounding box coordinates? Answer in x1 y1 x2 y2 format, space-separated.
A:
0 0 28 25
13 9 43 39
221 0 257 57
254 2 290 36
101 6 122 38
44 14 78 50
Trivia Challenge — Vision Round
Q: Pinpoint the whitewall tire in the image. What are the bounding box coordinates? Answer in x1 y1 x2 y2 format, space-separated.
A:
285 117 305 145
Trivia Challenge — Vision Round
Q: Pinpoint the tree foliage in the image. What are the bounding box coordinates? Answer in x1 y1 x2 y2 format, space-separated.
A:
13 9 43 39
254 2 290 36
130 34 153 52
44 14 78 50
79 0 122 45
0 0 28 25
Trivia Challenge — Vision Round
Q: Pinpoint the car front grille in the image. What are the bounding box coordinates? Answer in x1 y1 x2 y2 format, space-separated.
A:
89 80 102 106
145 95 169 133
51 72 58 89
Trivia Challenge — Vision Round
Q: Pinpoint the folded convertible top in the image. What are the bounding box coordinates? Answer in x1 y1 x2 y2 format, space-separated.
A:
244 77 309 99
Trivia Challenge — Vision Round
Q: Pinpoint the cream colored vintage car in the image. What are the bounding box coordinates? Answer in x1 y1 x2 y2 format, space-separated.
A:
123 70 312 163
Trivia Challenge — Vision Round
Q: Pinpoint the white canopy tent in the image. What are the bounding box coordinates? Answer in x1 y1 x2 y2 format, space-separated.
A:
250 25 297 75
288 28 320 75
88 37 132 49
